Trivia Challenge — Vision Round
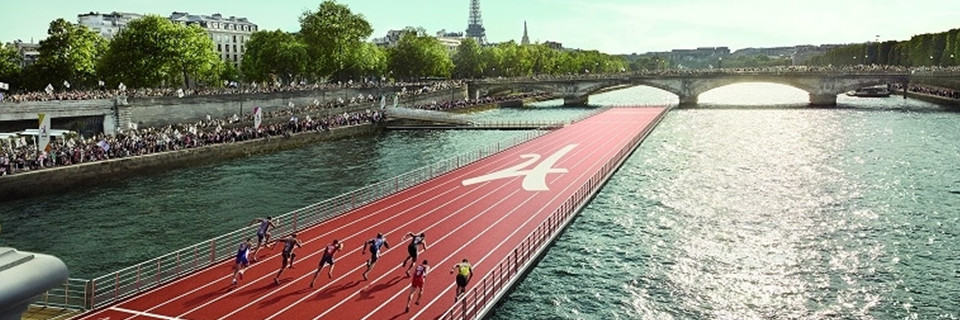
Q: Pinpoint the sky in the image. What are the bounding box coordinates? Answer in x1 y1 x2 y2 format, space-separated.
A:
1 0 959 54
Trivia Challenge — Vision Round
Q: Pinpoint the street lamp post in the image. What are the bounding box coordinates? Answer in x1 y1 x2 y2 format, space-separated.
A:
718 57 723 69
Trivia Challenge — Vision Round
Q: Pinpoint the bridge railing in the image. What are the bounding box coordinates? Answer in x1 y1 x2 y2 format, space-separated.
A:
438 106 666 320
53 128 550 311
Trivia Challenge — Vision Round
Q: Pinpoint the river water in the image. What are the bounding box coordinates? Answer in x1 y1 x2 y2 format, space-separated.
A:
2 84 958 319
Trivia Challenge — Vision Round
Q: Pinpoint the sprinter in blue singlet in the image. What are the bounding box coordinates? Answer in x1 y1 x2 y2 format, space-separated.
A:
231 238 253 285
361 233 390 280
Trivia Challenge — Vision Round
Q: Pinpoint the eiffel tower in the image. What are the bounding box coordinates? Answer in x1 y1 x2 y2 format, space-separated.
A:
465 0 486 44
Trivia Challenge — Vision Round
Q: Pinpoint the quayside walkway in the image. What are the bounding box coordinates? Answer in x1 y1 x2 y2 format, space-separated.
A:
72 107 668 320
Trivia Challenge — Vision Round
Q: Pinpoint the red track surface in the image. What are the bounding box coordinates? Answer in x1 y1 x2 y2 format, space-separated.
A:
76 108 666 320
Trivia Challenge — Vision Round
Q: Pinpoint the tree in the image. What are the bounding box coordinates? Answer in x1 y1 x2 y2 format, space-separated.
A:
241 30 309 83
453 38 484 78
299 0 373 80
387 30 453 80
35 18 106 89
99 15 224 88
0 43 21 86
480 46 503 77
339 42 386 80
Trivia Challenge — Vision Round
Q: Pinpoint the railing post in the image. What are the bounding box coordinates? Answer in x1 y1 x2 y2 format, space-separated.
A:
136 265 141 292
211 239 216 263
156 260 161 285
89 279 96 309
114 273 119 300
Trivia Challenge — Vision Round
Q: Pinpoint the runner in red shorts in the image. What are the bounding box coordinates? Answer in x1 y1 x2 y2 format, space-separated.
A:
405 260 429 313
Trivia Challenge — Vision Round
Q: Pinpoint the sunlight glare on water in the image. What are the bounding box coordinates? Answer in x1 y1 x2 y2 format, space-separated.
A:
490 85 960 320
698 82 810 106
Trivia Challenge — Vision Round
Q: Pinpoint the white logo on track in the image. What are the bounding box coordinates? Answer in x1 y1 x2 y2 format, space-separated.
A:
462 144 577 191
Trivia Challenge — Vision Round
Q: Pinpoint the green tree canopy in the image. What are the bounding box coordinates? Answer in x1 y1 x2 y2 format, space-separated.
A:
0 43 21 86
98 15 224 88
809 28 960 67
340 42 387 80
241 30 309 83
35 18 106 89
387 30 454 80
299 0 373 80
453 38 484 78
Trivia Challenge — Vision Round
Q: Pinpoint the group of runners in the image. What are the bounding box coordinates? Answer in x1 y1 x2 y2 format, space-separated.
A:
231 217 475 313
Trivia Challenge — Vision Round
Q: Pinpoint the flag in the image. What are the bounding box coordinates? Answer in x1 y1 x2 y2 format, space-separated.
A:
380 95 386 109
253 107 262 129
288 101 295 108
118 82 126 91
45 84 54 95
0 82 9 91
98 80 105 87
97 140 110 152
176 88 185 98
63 80 71 89
37 113 51 152
0 92 4 103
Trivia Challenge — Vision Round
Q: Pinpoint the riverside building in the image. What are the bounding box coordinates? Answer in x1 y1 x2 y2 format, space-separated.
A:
168 12 258 68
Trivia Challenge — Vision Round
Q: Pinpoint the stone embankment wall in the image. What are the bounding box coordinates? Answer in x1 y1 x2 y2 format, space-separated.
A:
0 125 379 201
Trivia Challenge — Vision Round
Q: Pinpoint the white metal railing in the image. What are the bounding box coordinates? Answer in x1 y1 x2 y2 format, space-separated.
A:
36 129 550 311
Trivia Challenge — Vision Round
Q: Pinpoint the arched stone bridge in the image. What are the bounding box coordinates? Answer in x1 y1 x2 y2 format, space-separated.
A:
467 72 911 106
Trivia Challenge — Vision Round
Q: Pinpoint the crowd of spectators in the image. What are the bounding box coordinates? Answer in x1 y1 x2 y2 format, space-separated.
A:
0 107 383 176
0 79 464 103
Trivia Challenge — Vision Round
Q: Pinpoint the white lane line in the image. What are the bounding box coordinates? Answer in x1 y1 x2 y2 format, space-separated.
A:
109 307 186 320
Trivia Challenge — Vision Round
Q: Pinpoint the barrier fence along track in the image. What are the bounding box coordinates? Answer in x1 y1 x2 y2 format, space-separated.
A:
36 129 551 311
438 106 668 320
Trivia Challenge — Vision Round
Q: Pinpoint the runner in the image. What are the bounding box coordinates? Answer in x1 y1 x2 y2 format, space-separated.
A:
273 233 302 285
402 232 427 277
231 238 253 285
452 258 473 301
309 239 343 288
361 233 390 280
249 216 277 261
405 260 429 313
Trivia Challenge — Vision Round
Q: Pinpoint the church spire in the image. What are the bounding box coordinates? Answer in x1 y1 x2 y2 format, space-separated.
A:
521 21 530 45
